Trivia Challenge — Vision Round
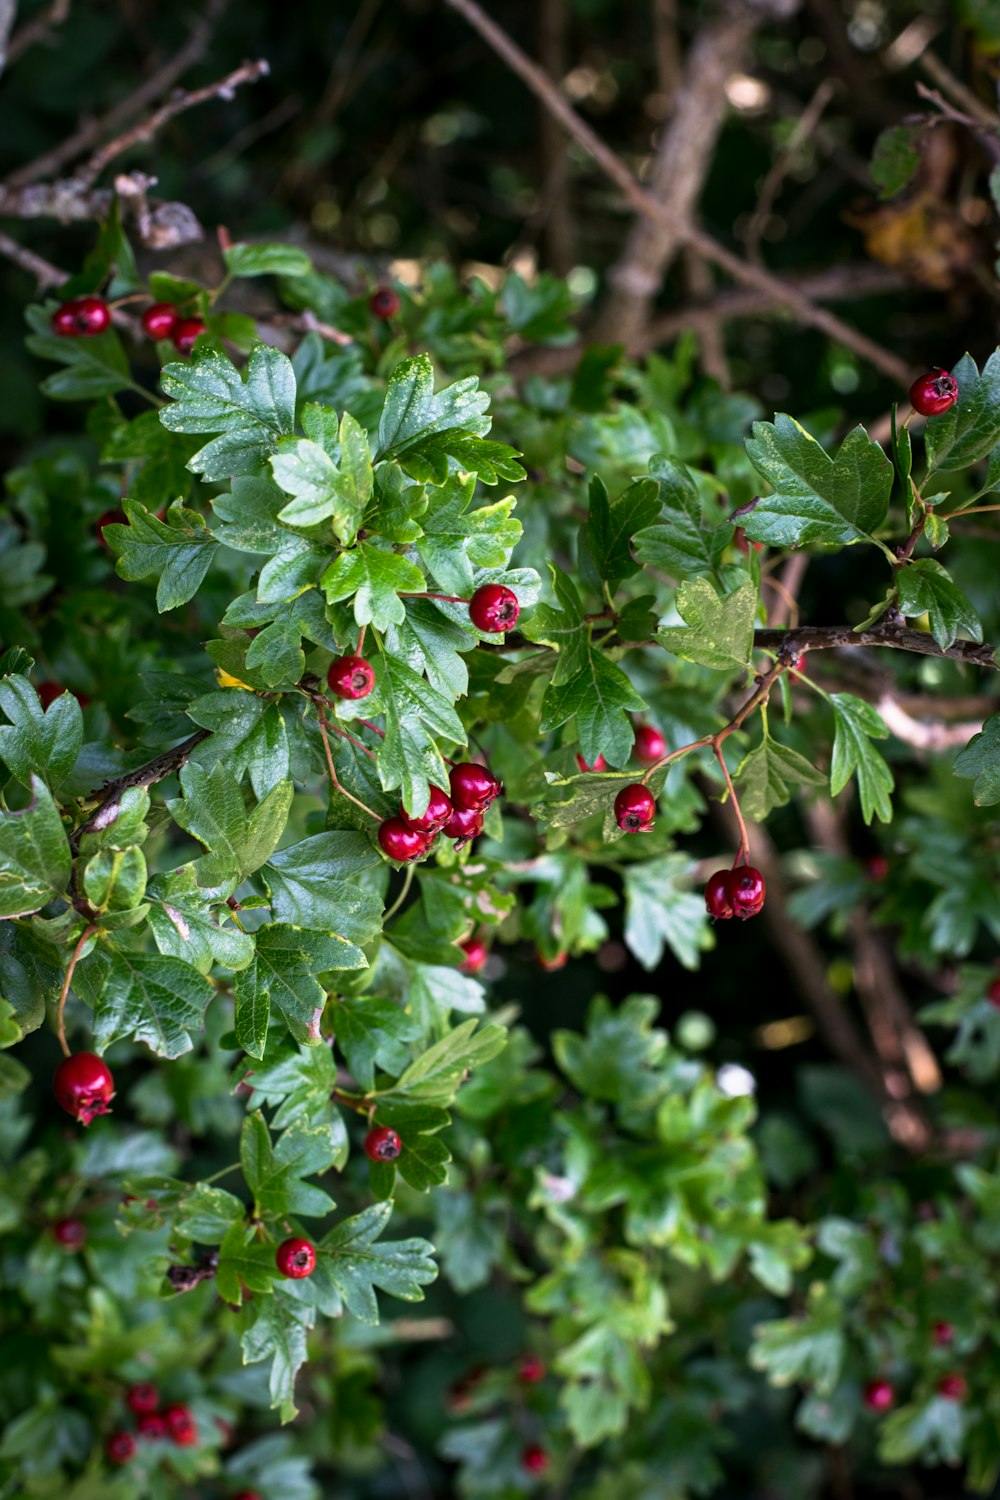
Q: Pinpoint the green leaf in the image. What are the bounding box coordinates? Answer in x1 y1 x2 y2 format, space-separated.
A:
829 693 894 824
895 558 983 650
315 1202 437 1323
878 1397 965 1466
240 1111 337 1218
223 242 313 278
749 1284 845 1396
244 616 306 687
241 1291 314 1421
216 1218 279 1305
25 305 133 400
416 473 521 594
329 995 421 1090
270 412 373 541
0 675 82 792
146 866 255 974
656 577 757 672
743 416 893 548
375 354 491 461
186 692 290 798
0 776 72 918
954 711 1000 805
104 499 218 611
160 343 296 481
390 1019 507 1105
81 948 214 1058
168 763 293 886
377 653 466 813
234 924 367 1057
622 856 712 971
737 735 826 821
175 1182 246 1241
262 832 383 943
321 540 426 630
870 123 922 199
540 647 646 770
632 460 732 581
553 995 668 1108
925 352 1000 472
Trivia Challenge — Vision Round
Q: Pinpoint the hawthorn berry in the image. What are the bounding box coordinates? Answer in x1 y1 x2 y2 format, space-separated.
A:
521 1444 549 1475
364 1124 402 1162
536 949 567 972
576 752 607 773
105 1430 137 1465
730 866 766 919
51 1217 86 1250
126 1381 159 1415
909 368 959 417
459 935 489 974
164 1403 198 1445
327 653 375 699
53 1051 114 1125
932 1320 955 1347
378 817 431 863
443 804 484 844
370 286 400 319
863 1379 895 1412
400 784 453 835
233 1493 264 1500
705 871 735 920
518 1354 546 1383
36 680 63 709
865 854 889 882
614 783 655 833
449 761 501 812
987 977 1000 1009
469 583 520 634
137 1413 168 1439
171 317 206 354
276 1236 317 1279
51 296 110 337
140 302 179 340
633 722 667 766
938 1372 967 1401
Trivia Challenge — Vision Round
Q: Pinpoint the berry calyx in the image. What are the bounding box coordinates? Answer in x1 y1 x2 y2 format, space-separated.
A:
442 804 484 845
459 936 489 974
521 1444 549 1475
576 752 607 773
400 784 453 835
275 1236 317 1279
865 854 889 882
614 783 655 833
137 1413 168 1439
51 1216 86 1249
536 949 567 972
370 286 400 319
863 1379 895 1412
327 653 375 700
140 302 179 340
932 1320 955 1347
126 1381 159 1415
364 1124 402 1162
909 368 959 417
105 1430 137 1465
449 761 502 812
53 1051 115 1125
518 1354 546 1383
937 1372 967 1401
730 865 766 919
987 977 1000 1009
705 871 734 920
164 1403 197 1445
171 317 206 354
633 722 667 766
469 583 520 634
378 817 431 863
51 296 111 337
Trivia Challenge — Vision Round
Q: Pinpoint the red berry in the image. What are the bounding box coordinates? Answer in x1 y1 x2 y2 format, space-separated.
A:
140 302 179 340
937 1372 967 1401
53 1051 114 1125
633 722 667 766
469 583 520 634
96 507 127 550
863 1379 895 1412
614 783 655 833
521 1444 549 1475
164 1403 198 1445
576 752 607 773
36 681 63 710
987 978 1000 1009
137 1413 168 1439
275 1236 317 1279
364 1124 402 1162
370 286 400 319
909 368 959 417
865 854 889 882
449 761 502 812
705 870 735 920
378 817 431 863
327 654 375 700
51 296 110 337
536 949 567 972
233 1493 263 1500
459 936 489 974
51 1217 86 1250
932 1321 955 1347
442 804 484 845
171 317 206 354
518 1354 546 1383
400 784 453 835
105 1430 136 1465
126 1381 159 1415
730 865 766 919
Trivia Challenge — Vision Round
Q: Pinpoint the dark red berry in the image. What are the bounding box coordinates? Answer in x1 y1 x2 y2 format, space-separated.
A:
730 865 766 919
469 583 520 634
705 870 734 920
442 804 484 845
126 1381 159 1415
364 1124 402 1162
614 783 655 833
327 654 375 700
863 1379 895 1412
937 1372 967 1401
141 302 179 340
171 317 206 354
518 1354 546 1384
987 978 1000 1009
576 752 607 773
459 936 489 974
536 949 567 972
36 681 63 710
400 784 453 835
378 817 431 863
521 1445 549 1475
633 722 667 766
105 1430 137 1465
865 854 889 882
96 507 127 550
909 368 959 417
233 1493 263 1500
51 296 110 337
449 762 502 812
137 1413 168 1439
164 1403 197 1445
276 1236 317 1279
370 286 400 319
932 1321 955 1347
53 1051 115 1125
51 1217 86 1250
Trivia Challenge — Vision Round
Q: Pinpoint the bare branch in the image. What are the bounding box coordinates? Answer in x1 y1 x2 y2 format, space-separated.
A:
0 172 203 249
0 229 65 288
71 729 211 852
5 0 68 67
0 0 17 76
754 623 998 670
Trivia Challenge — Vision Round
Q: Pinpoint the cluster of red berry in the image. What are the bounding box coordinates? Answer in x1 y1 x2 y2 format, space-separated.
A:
576 720 667 776
378 761 503 862
50 296 206 353
863 1326 966 1414
448 1354 549 1475
705 866 766 921
104 1382 198 1467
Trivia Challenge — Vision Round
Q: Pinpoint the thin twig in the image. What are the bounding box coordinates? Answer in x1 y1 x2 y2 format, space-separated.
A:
382 863 415 923
0 229 65 288
753 623 998 669
71 729 211 852
743 78 836 264
56 923 97 1058
5 0 69 67
314 701 381 822
918 47 1000 131
0 0 17 76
